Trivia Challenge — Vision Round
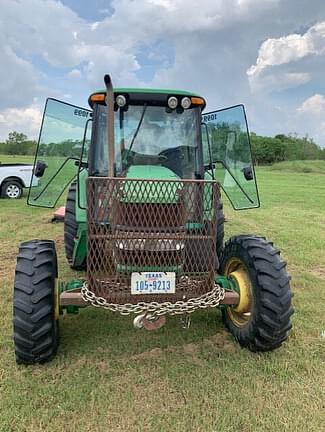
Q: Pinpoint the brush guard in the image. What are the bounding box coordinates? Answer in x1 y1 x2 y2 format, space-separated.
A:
84 177 224 313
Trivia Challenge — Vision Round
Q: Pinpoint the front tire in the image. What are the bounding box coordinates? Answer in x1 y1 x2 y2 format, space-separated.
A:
2 180 22 199
220 235 293 352
13 240 59 364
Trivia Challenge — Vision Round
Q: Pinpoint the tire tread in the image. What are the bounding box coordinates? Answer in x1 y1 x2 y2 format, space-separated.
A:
13 240 59 364
220 235 294 352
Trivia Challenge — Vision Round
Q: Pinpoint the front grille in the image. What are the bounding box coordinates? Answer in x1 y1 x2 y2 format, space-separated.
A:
87 177 221 303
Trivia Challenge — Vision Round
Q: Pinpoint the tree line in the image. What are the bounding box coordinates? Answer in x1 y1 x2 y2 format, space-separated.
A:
0 132 37 155
0 132 84 158
0 130 324 165
250 132 325 164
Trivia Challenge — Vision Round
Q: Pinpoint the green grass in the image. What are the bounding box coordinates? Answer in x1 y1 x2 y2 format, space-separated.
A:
0 154 34 164
268 159 325 174
0 167 325 431
0 154 78 207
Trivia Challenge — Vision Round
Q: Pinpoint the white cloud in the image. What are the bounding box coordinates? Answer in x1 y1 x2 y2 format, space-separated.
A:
68 69 82 79
91 22 99 31
294 94 325 145
297 94 325 114
247 21 325 92
249 71 311 93
1 0 325 146
0 105 42 140
0 45 43 111
247 34 312 78
249 21 325 75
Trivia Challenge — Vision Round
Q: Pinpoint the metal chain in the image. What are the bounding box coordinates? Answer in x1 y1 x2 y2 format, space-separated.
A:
81 281 225 316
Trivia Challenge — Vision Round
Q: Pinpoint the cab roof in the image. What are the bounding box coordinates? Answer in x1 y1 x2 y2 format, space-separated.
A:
88 87 205 109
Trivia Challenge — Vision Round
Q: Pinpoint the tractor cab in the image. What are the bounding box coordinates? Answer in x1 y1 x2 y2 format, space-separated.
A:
88 89 204 181
28 88 259 210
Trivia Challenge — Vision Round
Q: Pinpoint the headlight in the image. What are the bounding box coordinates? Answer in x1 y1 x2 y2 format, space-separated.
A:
181 97 191 109
117 239 184 251
116 94 126 107
167 96 178 109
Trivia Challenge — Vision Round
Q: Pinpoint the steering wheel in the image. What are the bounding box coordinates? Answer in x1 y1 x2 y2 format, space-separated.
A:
123 148 168 166
133 153 168 164
159 146 186 160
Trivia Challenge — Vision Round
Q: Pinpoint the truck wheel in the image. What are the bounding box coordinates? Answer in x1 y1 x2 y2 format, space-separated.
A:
13 240 59 364
64 182 86 270
2 180 22 199
220 235 293 352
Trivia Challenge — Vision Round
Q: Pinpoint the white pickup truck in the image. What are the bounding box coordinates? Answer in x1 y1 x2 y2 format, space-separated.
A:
0 162 38 199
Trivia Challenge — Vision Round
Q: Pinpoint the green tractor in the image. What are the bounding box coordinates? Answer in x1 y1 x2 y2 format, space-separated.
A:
13 75 293 364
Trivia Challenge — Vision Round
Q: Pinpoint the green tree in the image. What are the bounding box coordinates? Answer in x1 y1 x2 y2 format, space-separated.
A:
0 131 37 155
6 132 28 154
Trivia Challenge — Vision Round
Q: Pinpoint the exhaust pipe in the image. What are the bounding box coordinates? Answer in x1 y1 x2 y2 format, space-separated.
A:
104 74 115 177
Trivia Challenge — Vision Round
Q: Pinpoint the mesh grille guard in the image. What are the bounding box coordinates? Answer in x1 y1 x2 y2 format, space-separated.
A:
87 177 221 304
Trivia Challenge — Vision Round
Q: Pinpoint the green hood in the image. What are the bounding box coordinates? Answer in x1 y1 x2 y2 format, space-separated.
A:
123 165 181 204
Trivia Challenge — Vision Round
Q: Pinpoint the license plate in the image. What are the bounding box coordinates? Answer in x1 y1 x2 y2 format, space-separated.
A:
131 272 176 294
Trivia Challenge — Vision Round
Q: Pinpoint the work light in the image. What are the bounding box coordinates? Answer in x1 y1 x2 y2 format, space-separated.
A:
181 97 191 109
116 94 126 107
167 96 178 109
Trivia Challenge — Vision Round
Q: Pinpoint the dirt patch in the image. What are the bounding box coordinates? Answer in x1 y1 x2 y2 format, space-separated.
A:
131 342 204 365
112 371 184 417
130 342 204 365
183 342 198 355
131 347 164 361
129 331 237 366
182 342 205 366
311 266 325 280
204 330 238 353
55 237 64 248
0 244 17 280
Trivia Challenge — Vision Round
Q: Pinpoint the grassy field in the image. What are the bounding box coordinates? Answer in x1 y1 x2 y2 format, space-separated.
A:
0 160 325 431
0 154 34 164
268 159 325 174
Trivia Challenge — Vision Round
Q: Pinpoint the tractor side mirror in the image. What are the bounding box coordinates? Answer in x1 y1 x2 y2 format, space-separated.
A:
242 166 254 181
34 160 48 178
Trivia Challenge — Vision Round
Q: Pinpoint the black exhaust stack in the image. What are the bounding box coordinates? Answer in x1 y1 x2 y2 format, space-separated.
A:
104 74 115 177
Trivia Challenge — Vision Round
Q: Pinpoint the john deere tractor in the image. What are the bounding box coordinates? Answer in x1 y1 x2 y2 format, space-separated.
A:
13 75 293 364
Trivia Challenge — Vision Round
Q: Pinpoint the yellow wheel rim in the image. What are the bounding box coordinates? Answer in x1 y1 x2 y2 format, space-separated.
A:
224 257 253 327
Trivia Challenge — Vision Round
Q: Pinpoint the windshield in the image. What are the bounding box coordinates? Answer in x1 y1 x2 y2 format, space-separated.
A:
92 105 201 178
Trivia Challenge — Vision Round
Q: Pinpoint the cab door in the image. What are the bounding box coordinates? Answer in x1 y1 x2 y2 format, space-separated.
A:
202 104 259 210
28 98 91 208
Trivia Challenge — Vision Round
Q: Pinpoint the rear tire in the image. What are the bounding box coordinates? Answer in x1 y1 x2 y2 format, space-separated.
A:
2 180 22 199
13 240 59 364
220 235 293 352
64 182 86 270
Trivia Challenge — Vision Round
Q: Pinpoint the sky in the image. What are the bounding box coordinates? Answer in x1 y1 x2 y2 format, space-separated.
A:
1 0 325 146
